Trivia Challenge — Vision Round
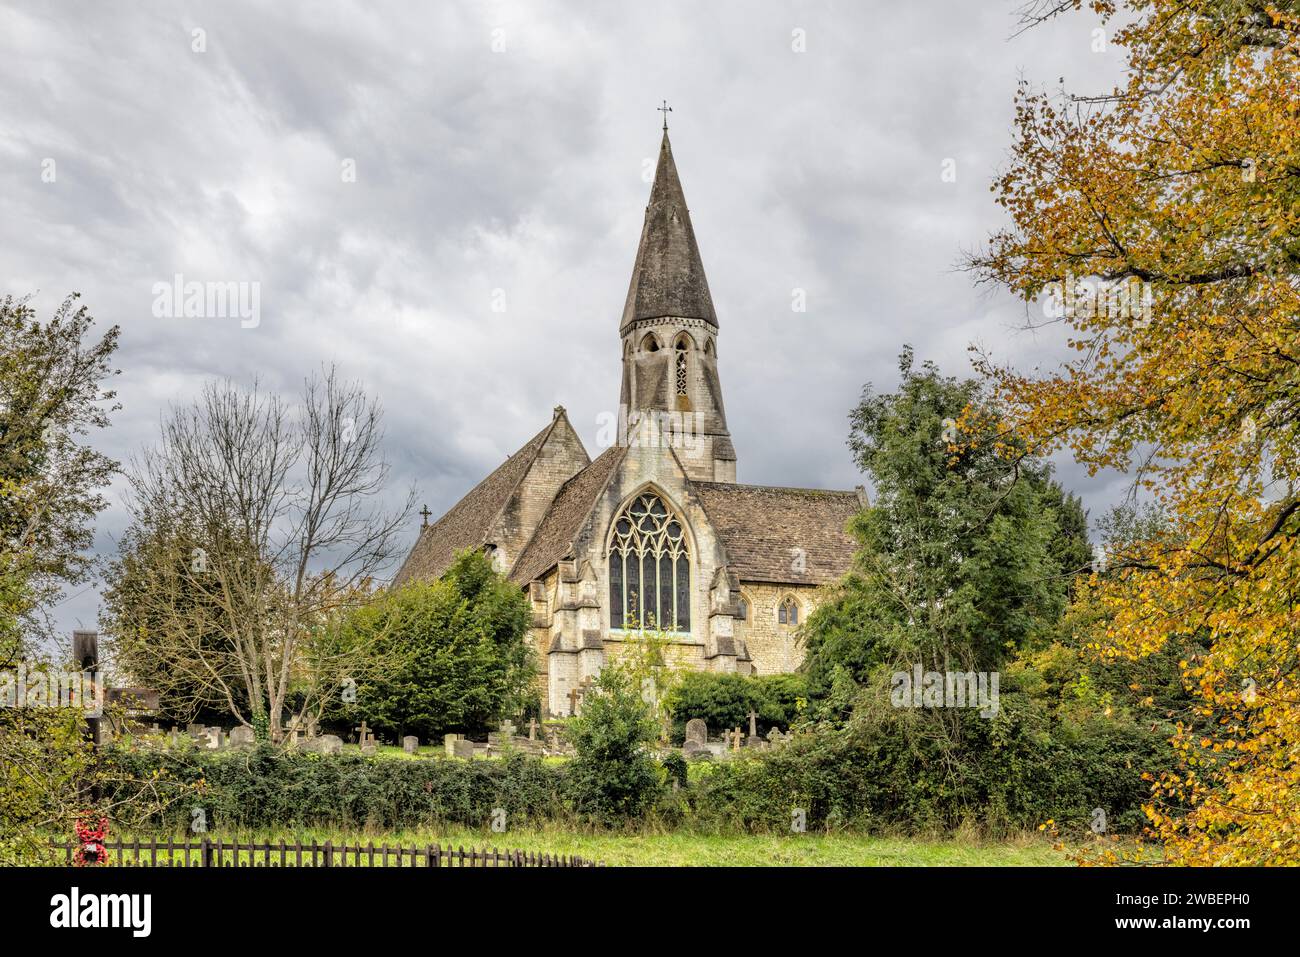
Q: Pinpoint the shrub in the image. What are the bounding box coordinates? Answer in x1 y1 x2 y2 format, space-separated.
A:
564 666 663 823
102 745 569 832
322 550 534 741
665 672 806 743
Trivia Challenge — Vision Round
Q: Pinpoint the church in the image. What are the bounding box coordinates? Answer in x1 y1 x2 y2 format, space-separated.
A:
395 127 864 716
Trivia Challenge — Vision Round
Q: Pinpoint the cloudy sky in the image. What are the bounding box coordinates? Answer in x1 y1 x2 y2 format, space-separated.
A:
1 1 1133 637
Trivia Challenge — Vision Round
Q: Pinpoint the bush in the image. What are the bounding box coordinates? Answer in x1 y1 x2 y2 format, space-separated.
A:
103 745 569 832
681 664 1172 836
322 550 534 741
564 666 663 823
665 672 806 743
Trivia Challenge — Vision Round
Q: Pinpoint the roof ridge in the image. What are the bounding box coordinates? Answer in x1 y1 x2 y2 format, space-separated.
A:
508 444 626 585
484 409 589 546
692 480 859 496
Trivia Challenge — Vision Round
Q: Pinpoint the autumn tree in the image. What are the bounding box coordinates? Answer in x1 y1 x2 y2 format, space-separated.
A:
970 1 1300 863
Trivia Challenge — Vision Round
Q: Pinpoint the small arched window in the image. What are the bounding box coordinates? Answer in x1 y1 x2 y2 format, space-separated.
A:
641 333 660 352
778 596 799 627
736 596 749 621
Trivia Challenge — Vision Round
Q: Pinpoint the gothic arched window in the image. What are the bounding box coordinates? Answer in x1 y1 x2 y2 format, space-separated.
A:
778 596 799 627
609 492 690 633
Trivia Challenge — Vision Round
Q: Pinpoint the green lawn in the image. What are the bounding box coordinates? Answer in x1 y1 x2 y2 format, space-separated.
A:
106 826 1071 866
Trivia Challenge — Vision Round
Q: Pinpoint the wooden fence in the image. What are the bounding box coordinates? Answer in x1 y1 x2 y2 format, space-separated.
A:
54 839 599 867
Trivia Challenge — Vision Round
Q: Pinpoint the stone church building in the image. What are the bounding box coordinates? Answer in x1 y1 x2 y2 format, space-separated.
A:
395 129 864 716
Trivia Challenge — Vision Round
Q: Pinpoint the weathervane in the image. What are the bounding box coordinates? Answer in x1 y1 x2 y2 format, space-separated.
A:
658 99 672 132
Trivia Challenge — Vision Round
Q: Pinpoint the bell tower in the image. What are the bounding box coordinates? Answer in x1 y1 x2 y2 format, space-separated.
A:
618 124 736 483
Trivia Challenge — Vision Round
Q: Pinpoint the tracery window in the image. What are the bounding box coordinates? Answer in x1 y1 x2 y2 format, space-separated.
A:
609 492 690 633
675 339 688 396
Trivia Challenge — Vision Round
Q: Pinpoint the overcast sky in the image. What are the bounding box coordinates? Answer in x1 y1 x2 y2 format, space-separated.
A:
1 1 1133 638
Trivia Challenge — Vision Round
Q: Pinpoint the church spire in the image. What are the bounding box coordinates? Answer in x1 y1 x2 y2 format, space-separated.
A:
619 129 717 334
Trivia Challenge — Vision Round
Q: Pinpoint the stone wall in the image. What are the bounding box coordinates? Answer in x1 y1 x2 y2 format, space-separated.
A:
734 582 816 676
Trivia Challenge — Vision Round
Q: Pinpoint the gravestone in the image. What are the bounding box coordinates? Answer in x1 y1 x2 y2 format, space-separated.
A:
444 733 461 758
528 718 537 741
205 727 224 750
452 738 475 760
300 734 343 755
228 725 255 748
683 739 712 761
684 718 708 745
402 735 419 754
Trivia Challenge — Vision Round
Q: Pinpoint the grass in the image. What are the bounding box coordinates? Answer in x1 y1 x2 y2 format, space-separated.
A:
100 826 1072 867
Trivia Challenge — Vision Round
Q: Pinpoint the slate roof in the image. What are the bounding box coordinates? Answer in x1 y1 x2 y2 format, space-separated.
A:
508 445 627 586
620 132 717 333
692 482 862 586
393 420 559 587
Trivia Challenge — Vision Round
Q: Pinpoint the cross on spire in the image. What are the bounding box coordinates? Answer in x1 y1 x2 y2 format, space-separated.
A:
657 99 672 132
419 504 432 527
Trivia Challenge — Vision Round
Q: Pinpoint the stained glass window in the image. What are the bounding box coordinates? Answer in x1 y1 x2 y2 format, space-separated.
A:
609 492 690 633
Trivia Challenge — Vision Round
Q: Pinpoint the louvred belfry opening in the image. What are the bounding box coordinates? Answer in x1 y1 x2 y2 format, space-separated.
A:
609 492 690 633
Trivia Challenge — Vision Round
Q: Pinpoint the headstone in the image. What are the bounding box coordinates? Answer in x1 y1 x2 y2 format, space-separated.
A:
318 734 342 755
205 727 223 750
684 718 708 745
402 735 419 754
683 740 712 761
528 718 537 741
452 738 475 760
229 725 255 748
748 709 758 737
444 733 461 758
499 719 517 739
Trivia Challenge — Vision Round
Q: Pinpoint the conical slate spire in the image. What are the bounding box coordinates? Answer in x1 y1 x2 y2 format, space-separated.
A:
619 132 717 333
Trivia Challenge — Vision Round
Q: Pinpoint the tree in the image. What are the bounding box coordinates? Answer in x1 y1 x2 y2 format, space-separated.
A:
564 661 663 823
800 349 1080 710
0 293 119 648
969 1 1300 863
326 549 534 740
102 369 414 739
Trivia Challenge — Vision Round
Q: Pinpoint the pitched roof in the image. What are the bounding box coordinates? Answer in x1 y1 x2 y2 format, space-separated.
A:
620 132 717 333
692 482 862 586
393 420 559 586
509 445 627 585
